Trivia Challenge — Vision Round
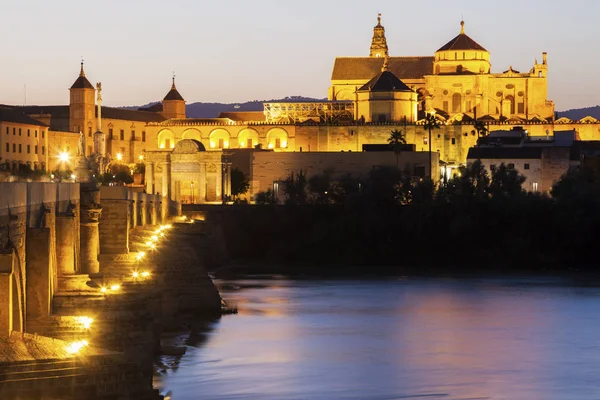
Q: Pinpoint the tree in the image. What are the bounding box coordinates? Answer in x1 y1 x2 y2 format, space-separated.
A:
445 159 490 204
100 163 133 185
282 170 307 205
254 189 277 205
330 173 362 205
388 129 407 168
551 167 600 205
388 129 406 146
364 166 404 207
230 168 250 200
489 163 526 199
308 170 333 204
409 178 436 205
423 113 441 179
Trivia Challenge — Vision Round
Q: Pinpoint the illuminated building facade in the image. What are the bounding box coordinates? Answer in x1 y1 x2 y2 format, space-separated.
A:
330 18 554 122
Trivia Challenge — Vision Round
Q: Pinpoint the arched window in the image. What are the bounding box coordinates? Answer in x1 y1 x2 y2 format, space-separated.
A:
452 93 462 113
266 128 289 150
238 128 259 148
209 129 231 149
157 129 175 149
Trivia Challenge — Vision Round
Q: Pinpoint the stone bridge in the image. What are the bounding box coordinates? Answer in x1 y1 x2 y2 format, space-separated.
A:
0 182 221 398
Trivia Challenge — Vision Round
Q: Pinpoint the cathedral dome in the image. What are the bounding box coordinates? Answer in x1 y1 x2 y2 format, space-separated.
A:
433 21 491 75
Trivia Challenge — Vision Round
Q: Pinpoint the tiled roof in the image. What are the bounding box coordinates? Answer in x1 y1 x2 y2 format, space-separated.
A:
358 70 412 92
437 33 487 52
0 105 48 126
70 75 94 89
14 105 69 117
217 111 266 122
12 105 69 131
331 56 434 80
164 88 184 101
99 106 166 123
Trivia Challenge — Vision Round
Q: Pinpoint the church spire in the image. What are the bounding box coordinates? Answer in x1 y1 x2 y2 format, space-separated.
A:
369 13 388 58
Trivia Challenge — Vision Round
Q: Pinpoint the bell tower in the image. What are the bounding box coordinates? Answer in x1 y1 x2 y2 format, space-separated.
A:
69 61 96 137
369 13 389 58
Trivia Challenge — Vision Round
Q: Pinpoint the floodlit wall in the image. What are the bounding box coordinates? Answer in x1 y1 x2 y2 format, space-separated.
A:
0 183 80 336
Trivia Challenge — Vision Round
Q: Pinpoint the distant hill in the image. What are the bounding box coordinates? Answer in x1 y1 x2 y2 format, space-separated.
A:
123 96 325 118
557 106 600 121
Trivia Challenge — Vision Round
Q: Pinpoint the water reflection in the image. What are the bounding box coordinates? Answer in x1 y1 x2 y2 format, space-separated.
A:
157 278 600 400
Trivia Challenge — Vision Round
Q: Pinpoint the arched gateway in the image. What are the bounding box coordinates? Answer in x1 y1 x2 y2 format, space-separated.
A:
143 139 231 204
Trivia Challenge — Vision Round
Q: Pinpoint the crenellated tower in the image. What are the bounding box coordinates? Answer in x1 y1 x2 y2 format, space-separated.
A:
369 14 388 58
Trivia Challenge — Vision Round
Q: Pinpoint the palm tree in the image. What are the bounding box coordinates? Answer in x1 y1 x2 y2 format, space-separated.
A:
423 113 440 179
388 129 406 146
388 129 406 168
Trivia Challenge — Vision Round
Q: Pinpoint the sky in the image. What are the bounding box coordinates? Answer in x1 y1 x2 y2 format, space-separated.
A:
0 0 597 110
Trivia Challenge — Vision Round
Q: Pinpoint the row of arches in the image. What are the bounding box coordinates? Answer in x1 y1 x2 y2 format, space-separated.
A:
157 127 289 150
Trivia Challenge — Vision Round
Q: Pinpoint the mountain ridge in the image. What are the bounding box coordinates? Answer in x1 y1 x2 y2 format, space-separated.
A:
556 106 600 121
123 98 600 121
122 96 326 118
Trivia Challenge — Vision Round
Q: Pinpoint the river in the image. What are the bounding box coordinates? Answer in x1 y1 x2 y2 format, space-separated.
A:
155 277 600 399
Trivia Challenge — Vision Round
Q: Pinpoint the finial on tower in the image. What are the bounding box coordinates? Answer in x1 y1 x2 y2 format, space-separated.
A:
460 20 465 34
80 57 85 77
377 13 382 26
172 71 176 89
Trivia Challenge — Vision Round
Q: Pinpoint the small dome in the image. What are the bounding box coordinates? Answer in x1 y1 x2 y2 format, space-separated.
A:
358 70 412 92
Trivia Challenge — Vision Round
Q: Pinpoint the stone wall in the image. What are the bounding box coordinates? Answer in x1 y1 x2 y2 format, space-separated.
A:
247 150 439 198
541 147 571 192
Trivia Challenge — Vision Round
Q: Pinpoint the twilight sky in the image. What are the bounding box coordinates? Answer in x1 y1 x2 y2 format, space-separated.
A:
0 0 596 110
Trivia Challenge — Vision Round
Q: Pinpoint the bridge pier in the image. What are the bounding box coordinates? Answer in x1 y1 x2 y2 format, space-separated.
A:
80 208 101 275
26 228 53 322
56 213 76 275
0 251 14 338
